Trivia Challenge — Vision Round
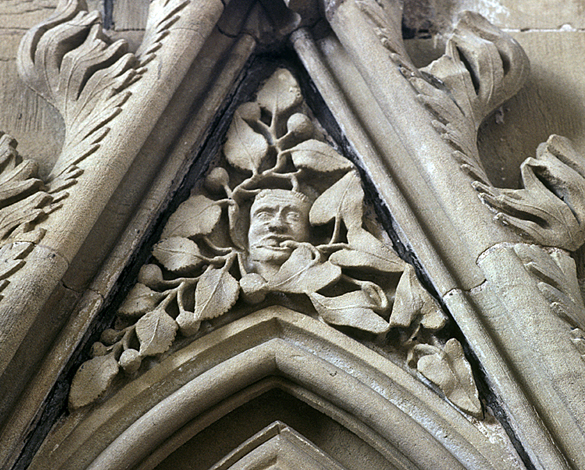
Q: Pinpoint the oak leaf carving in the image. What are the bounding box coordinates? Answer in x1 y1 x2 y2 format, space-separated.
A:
161 195 222 239
152 236 205 273
136 307 179 357
69 352 119 410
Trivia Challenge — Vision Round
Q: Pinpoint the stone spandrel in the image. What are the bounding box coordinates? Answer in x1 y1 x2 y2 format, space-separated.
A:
68 67 482 419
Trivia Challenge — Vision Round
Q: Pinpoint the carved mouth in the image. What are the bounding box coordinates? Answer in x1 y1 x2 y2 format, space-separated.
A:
255 236 294 249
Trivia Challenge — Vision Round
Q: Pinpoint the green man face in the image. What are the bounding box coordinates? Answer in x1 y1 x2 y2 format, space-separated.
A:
248 189 311 265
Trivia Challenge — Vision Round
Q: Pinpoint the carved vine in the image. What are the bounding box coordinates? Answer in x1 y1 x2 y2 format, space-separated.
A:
69 69 482 418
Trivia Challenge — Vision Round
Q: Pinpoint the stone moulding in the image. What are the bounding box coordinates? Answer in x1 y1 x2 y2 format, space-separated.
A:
209 421 348 470
5 0 585 468
293 2 585 468
31 307 517 470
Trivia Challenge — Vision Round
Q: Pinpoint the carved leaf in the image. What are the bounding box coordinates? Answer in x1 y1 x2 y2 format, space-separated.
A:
136 0 189 65
0 134 55 244
289 140 353 173
515 244 585 328
424 12 529 131
118 283 165 318
310 171 364 230
153 237 205 273
136 307 179 357
162 195 222 239
356 0 415 72
310 290 390 334
475 135 585 251
256 68 303 116
570 329 585 356
417 12 529 182
390 264 447 331
69 352 119 409
269 245 342 294
193 265 240 321
0 242 34 280
330 228 405 273
224 113 269 174
17 0 143 177
416 339 483 418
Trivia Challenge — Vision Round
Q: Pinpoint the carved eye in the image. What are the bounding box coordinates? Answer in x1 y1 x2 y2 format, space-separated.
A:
254 210 273 221
286 211 301 223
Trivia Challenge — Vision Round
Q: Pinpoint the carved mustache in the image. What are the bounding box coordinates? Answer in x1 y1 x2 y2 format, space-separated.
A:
251 235 296 248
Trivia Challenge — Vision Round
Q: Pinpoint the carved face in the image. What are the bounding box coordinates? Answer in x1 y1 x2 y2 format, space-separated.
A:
248 189 311 266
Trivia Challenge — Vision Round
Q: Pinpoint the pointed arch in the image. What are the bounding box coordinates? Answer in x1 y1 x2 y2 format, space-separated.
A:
33 307 515 470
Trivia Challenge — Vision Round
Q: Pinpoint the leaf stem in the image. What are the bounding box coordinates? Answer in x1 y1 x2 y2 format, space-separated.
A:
317 242 350 253
202 236 232 255
121 327 134 350
177 281 188 316
331 215 342 244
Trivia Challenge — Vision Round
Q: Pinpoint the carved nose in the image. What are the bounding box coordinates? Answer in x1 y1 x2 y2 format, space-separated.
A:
268 215 287 232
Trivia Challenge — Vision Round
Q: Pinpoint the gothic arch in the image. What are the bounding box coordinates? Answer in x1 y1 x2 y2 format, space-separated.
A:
34 307 511 470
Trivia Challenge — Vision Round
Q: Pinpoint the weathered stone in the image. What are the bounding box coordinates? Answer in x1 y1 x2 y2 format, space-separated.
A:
3 1 585 469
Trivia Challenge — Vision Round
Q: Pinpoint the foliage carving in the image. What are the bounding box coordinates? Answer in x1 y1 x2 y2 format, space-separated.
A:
476 135 585 252
411 12 529 183
70 69 482 417
18 0 188 179
0 133 75 298
410 339 483 419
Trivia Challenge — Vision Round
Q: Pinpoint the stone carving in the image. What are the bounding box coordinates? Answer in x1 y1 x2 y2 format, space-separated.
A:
410 11 529 184
17 0 188 178
0 133 73 298
69 68 482 418
407 10 585 366
514 244 585 329
515 243 585 362
356 0 416 75
475 134 585 359
476 135 585 252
